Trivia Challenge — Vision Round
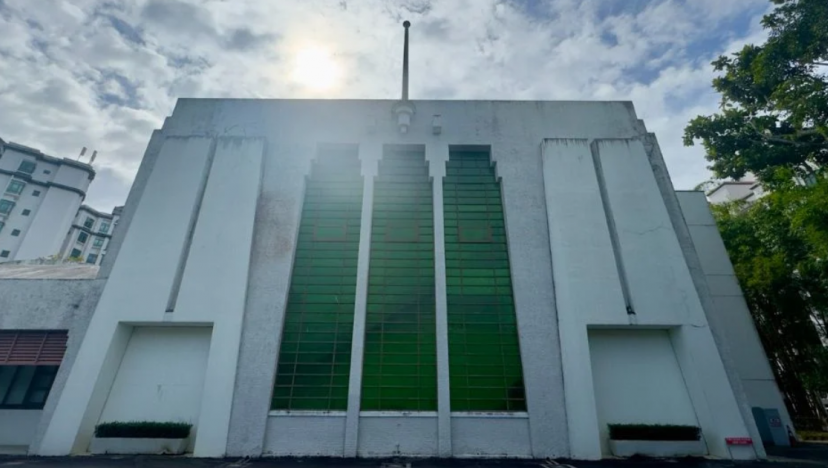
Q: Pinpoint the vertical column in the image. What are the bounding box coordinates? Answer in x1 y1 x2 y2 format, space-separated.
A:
174 137 264 456
427 142 451 456
541 139 626 459
344 143 380 456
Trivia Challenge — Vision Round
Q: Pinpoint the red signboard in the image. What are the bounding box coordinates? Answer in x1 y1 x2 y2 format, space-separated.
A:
726 437 753 446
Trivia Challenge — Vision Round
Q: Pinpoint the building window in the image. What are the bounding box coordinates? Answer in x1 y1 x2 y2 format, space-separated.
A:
443 149 527 412
86 253 98 264
21 209 30 216
32 190 40 197
93 237 104 248
77 232 88 244
83 217 94 229
70 248 82 258
0 366 59 409
11 229 20 237
6 180 25 195
17 161 36 175
272 148 363 411
0 199 15 215
0 251 9 258
362 146 437 411
0 331 68 410
99 222 110 234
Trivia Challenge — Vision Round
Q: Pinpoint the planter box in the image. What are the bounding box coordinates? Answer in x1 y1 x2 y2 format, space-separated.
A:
609 440 705 458
89 437 188 455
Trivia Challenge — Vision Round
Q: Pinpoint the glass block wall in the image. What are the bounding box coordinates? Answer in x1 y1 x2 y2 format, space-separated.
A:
444 149 527 411
272 148 363 410
362 147 437 411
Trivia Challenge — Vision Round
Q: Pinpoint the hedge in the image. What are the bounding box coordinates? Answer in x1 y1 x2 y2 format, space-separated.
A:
608 424 701 441
94 421 192 439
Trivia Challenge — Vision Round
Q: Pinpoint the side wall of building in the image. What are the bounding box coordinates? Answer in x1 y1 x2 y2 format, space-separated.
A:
0 279 103 453
674 191 794 435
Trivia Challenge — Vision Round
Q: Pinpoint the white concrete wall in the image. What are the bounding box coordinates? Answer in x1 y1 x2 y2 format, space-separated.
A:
36 136 262 456
357 415 439 457
174 137 263 456
0 278 103 455
451 416 531 458
98 327 211 438
596 140 755 459
37 136 263 456
542 139 623 459
264 414 346 456
0 410 41 452
589 330 699 455
676 191 793 434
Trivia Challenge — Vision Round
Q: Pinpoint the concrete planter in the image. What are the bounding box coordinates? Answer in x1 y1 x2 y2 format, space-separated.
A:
89 437 188 455
609 440 705 458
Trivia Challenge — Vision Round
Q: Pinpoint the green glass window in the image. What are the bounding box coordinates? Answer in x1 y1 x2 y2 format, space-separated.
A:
444 149 526 412
0 200 14 215
272 148 363 411
362 147 437 411
6 180 25 195
17 160 36 175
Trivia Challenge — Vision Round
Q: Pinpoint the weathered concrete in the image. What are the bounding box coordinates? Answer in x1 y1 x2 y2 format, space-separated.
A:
0 278 103 454
646 137 766 459
97 130 165 280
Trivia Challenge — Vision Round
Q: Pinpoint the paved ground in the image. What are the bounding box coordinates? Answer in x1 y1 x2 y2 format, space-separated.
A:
1 444 827 468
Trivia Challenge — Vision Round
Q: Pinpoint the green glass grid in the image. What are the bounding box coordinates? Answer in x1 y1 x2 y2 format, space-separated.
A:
272 149 363 411
362 148 437 411
444 149 527 412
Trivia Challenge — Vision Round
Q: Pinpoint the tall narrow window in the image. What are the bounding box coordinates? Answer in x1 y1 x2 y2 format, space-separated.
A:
362 146 436 411
272 147 363 411
444 148 526 411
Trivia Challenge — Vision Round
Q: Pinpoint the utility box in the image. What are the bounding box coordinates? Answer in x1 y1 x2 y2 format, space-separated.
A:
752 407 790 446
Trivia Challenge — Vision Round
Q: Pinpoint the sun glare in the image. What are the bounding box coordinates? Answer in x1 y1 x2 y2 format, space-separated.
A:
292 47 341 91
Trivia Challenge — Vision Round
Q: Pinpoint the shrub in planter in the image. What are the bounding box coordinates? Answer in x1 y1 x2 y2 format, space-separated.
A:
608 424 701 441
94 421 192 439
608 424 704 457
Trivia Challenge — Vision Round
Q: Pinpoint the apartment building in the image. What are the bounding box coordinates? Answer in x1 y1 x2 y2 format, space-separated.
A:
58 205 122 266
0 141 95 262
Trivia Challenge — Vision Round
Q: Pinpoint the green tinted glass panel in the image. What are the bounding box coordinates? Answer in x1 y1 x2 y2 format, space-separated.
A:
362 147 437 411
444 149 527 412
272 148 363 411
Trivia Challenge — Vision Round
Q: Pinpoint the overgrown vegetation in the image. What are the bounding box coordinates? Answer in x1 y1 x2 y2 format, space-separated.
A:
608 424 701 441
94 421 192 439
684 0 828 427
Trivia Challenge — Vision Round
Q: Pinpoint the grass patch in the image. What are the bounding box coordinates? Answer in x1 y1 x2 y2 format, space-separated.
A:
799 431 828 442
94 421 192 439
609 424 701 441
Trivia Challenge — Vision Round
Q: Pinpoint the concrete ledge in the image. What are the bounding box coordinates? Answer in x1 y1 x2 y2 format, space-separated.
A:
89 437 188 455
609 440 705 457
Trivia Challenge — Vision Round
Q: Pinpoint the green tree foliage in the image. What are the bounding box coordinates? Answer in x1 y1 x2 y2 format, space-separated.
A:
684 0 828 426
684 0 828 185
712 179 828 424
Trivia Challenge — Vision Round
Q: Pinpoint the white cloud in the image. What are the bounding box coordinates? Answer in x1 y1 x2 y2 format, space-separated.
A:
0 0 771 210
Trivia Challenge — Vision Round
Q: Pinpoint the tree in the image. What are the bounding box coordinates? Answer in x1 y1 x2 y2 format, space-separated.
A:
686 0 828 427
712 180 828 426
684 0 828 186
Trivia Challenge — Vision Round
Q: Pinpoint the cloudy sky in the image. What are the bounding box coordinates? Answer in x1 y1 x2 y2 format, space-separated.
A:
0 0 770 211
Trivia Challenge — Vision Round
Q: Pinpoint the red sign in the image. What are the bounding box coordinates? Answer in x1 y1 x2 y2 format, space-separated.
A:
726 437 753 446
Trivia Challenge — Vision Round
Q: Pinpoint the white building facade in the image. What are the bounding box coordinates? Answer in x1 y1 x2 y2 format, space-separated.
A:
58 205 122 266
0 141 95 262
0 99 792 460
